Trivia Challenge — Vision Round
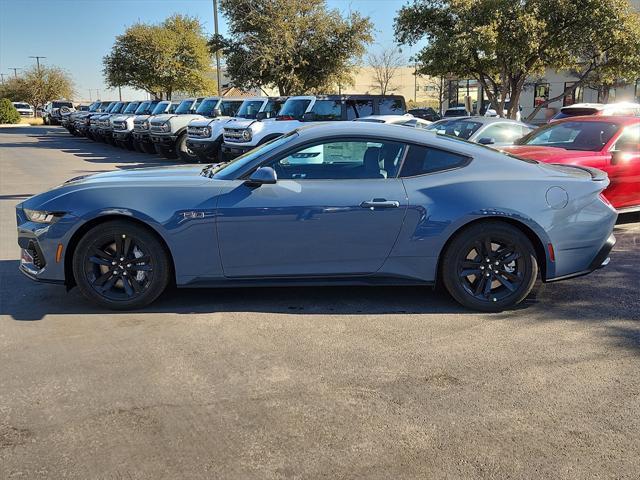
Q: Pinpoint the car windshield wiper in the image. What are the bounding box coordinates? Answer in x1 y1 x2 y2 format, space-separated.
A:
200 163 226 178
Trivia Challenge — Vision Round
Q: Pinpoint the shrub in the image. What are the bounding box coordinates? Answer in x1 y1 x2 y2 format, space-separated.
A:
0 98 21 124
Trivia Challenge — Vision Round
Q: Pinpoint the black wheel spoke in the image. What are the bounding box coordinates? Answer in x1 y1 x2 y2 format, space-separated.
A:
483 238 493 257
89 256 112 266
123 236 132 257
460 260 481 269
115 235 124 256
483 276 493 297
90 248 113 262
98 275 118 293
474 275 487 295
460 268 481 278
122 276 134 297
496 274 517 292
132 264 152 272
128 276 143 294
93 270 114 287
502 252 521 263
499 270 520 282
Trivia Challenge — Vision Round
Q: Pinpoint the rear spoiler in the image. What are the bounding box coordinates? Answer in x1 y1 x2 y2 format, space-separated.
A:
550 163 607 181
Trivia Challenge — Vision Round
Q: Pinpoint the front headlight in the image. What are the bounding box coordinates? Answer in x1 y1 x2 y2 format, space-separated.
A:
24 209 64 224
242 129 252 141
203 126 212 137
142 120 149 130
160 122 171 132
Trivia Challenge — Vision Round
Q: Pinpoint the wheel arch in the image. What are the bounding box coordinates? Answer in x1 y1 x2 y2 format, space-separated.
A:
436 216 549 284
64 214 176 289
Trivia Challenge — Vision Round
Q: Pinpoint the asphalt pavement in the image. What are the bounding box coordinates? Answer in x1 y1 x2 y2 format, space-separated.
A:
1 126 639 479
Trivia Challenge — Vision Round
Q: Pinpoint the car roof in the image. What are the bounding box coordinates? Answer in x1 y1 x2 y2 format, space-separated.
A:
355 114 414 123
551 115 640 125
433 116 529 126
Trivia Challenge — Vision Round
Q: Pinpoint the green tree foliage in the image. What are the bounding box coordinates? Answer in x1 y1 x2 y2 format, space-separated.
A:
0 98 21 124
0 66 75 111
395 0 640 120
103 14 216 99
211 0 373 96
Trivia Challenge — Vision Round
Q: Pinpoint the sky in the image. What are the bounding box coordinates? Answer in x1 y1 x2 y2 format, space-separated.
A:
0 0 421 102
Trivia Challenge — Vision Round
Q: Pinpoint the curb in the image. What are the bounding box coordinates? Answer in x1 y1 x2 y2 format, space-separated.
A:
0 123 32 128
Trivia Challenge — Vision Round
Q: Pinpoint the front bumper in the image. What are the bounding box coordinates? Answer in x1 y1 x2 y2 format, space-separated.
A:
221 142 253 158
150 133 178 146
186 138 220 157
132 131 151 142
545 233 615 283
112 130 132 141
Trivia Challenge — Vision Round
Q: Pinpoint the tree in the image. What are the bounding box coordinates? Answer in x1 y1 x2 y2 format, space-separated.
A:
368 47 404 95
103 14 216 100
395 0 640 120
211 0 373 96
0 66 74 111
0 98 21 124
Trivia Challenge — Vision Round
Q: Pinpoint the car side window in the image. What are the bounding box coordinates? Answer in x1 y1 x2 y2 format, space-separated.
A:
480 123 529 144
379 98 405 115
399 145 469 177
311 100 342 120
613 125 640 151
267 140 406 180
346 99 374 120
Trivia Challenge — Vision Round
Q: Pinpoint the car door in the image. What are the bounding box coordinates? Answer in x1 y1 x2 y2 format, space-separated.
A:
216 138 408 278
606 124 640 209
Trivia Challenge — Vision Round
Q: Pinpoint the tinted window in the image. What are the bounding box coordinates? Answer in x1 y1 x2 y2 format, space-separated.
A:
379 98 405 115
151 101 170 115
269 139 405 180
522 121 619 151
220 100 243 116
195 98 220 115
110 102 125 113
311 100 342 120
278 99 311 120
613 125 640 151
52 101 73 108
427 119 483 140
123 102 140 114
175 99 196 114
264 99 285 117
346 99 374 120
236 100 264 119
135 101 159 115
399 146 469 177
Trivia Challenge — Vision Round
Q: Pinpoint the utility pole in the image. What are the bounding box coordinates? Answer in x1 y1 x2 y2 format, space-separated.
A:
414 61 418 103
213 0 222 96
29 56 46 73
8 68 21 78
0 73 6 83
118 85 122 101
88 89 92 102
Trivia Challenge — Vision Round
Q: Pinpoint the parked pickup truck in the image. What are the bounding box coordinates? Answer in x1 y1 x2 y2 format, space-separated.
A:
221 94 406 159
149 96 244 161
91 101 128 142
112 100 159 150
186 96 286 162
132 100 178 154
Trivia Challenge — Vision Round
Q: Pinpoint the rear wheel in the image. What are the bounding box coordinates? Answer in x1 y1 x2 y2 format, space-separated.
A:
72 220 171 310
441 221 538 312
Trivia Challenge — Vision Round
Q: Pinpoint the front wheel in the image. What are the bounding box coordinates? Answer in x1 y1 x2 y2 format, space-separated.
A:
176 133 198 163
441 221 538 312
72 220 171 310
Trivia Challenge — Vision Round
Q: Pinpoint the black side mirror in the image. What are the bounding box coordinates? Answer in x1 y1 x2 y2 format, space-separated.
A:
255 111 267 121
478 137 495 145
246 166 277 186
302 112 316 122
213 107 222 117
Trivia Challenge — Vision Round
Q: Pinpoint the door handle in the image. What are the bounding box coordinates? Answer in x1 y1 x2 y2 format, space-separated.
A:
360 199 400 209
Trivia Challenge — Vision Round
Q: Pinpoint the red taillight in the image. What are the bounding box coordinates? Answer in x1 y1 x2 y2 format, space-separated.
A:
547 243 555 262
276 115 294 121
599 192 613 208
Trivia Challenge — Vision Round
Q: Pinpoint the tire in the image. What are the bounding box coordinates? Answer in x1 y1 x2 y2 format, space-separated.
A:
176 133 198 163
133 140 145 153
72 220 171 310
441 221 538 312
43 116 50 125
156 144 177 159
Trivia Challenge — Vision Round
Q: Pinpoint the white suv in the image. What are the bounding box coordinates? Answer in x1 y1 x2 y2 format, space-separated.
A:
186 96 285 162
221 95 407 159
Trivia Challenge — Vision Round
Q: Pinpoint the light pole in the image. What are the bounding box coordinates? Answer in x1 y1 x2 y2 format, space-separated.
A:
213 0 222 96
8 68 21 78
29 56 46 73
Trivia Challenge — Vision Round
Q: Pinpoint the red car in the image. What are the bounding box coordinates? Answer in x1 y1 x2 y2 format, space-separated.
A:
503 116 640 212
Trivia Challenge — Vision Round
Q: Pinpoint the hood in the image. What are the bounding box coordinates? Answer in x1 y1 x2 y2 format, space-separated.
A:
21 166 210 211
133 114 152 121
225 118 258 129
501 145 602 163
150 113 176 123
191 117 234 128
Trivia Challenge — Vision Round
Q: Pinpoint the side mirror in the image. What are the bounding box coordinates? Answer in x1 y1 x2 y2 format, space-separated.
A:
213 107 222 117
478 137 495 145
302 112 316 122
246 166 277 186
255 111 267 121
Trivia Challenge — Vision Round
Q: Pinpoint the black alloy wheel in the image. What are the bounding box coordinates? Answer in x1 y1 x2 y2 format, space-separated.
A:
177 133 199 163
442 221 538 312
73 221 170 309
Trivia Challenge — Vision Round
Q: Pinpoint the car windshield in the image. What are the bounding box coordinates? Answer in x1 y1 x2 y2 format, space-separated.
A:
426 119 483 140
14 103 30 109
87 102 101 112
151 101 170 115
277 99 311 120
195 98 220 115
110 102 125 113
235 100 264 119
53 101 73 108
175 99 195 114
123 102 140 114
208 132 299 179
135 101 158 115
518 121 620 151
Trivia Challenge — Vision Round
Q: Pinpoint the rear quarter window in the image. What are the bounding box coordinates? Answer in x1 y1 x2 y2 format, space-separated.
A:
399 145 469 177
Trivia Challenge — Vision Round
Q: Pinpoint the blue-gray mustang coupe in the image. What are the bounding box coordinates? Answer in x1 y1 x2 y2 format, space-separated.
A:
16 122 617 312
